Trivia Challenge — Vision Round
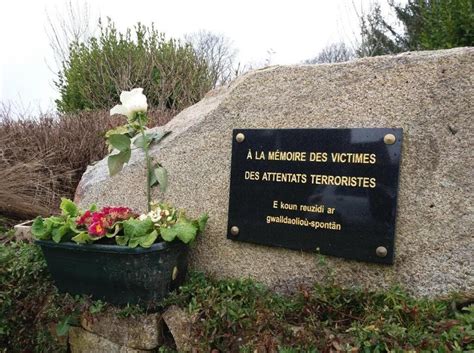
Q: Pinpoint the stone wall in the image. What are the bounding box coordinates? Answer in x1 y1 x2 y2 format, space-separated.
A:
76 48 474 298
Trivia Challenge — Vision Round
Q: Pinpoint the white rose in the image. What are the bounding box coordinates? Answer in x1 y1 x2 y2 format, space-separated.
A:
110 88 148 119
138 214 148 221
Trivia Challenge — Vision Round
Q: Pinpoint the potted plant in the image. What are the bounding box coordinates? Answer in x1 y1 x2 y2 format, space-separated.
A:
32 88 207 306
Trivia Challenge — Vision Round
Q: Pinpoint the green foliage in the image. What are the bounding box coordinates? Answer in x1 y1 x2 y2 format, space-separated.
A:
32 199 207 248
56 20 214 113
116 303 145 318
358 0 473 57
165 272 474 352
107 148 131 176
0 242 67 352
31 198 82 243
160 219 196 244
398 0 474 50
119 218 158 248
31 199 80 244
106 107 171 207
59 198 78 217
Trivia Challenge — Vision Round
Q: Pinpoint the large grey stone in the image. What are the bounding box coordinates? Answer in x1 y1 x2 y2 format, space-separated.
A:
162 305 193 352
76 48 474 298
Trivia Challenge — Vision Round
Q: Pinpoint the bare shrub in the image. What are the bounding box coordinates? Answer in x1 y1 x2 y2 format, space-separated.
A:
305 42 356 64
0 108 174 219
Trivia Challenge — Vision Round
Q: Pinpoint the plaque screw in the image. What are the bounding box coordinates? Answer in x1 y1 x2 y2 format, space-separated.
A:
230 226 240 236
235 133 245 143
384 134 396 145
376 246 388 258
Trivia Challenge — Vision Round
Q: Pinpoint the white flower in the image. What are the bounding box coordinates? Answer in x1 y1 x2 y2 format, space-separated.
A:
110 88 148 119
148 210 162 223
138 214 148 221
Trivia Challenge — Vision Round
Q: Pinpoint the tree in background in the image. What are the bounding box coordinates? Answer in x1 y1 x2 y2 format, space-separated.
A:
55 20 214 113
185 30 239 87
304 42 356 64
358 0 473 57
46 0 94 69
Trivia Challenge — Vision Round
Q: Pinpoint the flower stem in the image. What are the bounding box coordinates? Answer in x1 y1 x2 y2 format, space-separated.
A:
139 125 152 213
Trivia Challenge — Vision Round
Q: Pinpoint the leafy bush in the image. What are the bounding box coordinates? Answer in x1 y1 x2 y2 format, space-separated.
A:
0 108 174 219
166 272 474 352
0 241 64 352
56 20 214 113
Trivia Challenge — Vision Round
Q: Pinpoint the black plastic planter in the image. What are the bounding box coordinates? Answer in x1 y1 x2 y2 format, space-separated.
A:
35 240 188 305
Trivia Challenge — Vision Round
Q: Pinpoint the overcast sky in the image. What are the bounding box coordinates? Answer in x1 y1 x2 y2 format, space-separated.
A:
0 0 393 115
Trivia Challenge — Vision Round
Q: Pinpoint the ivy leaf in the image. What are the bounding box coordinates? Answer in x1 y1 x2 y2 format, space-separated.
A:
60 198 78 217
150 165 168 192
108 134 131 152
108 149 131 176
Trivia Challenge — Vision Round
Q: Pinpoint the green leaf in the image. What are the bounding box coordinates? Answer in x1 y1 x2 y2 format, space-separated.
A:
108 149 131 176
128 237 140 248
106 224 121 238
150 165 168 192
52 224 70 243
127 229 157 248
115 235 128 246
48 216 64 224
123 218 154 238
139 230 158 248
105 125 129 138
60 198 78 217
161 219 198 244
160 226 178 242
175 220 198 244
71 232 92 244
196 213 209 233
31 217 51 239
56 317 71 337
133 134 150 149
108 134 131 152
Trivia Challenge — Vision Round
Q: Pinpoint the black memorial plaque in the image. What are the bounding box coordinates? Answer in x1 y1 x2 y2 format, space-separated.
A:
227 128 403 264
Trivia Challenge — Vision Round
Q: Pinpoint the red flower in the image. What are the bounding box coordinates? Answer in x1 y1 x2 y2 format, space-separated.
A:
77 210 93 227
77 206 136 237
88 221 107 237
